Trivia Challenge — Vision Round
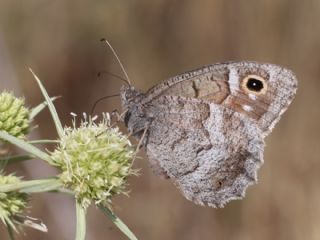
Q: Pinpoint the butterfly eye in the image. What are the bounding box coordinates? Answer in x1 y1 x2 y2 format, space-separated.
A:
241 75 267 95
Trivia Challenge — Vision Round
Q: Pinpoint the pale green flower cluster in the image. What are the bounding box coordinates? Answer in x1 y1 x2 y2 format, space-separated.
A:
50 115 136 208
0 173 28 230
0 92 29 139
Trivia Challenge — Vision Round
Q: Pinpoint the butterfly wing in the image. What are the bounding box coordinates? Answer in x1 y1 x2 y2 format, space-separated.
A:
144 62 297 136
121 61 297 207
144 95 264 207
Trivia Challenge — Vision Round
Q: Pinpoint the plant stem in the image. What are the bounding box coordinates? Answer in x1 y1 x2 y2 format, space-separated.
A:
75 201 86 240
7 222 15 240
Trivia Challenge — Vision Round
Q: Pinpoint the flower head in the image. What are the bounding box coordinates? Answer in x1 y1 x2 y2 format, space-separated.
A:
0 173 28 231
0 92 30 139
50 114 136 208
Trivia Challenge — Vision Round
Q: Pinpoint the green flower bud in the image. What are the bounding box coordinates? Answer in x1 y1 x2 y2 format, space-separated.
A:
0 92 30 139
0 173 28 230
50 114 136 209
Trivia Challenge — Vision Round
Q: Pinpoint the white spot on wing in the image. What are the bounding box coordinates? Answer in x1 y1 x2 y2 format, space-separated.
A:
248 93 257 100
242 105 253 112
228 66 239 94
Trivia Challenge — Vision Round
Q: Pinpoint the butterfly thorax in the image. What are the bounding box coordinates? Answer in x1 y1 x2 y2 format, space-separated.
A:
120 86 150 140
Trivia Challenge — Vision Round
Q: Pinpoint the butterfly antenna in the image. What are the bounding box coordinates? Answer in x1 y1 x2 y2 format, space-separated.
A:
91 94 120 116
101 38 131 86
97 70 130 86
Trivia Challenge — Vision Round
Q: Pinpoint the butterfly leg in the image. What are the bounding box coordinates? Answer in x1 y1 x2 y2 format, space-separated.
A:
133 124 150 154
110 109 128 127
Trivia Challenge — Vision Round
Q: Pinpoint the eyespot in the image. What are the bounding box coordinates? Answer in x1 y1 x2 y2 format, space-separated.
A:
247 78 264 91
241 75 267 95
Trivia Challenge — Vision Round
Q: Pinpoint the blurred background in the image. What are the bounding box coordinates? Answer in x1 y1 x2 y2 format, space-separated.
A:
0 0 319 239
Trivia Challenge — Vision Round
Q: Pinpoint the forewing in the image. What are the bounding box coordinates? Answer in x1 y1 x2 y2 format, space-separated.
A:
144 62 297 136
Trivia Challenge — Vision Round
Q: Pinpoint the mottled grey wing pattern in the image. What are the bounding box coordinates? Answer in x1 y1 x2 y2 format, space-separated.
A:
144 95 264 207
143 62 297 136
120 61 297 207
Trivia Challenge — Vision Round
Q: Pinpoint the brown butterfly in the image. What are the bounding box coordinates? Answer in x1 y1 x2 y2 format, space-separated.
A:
120 61 297 207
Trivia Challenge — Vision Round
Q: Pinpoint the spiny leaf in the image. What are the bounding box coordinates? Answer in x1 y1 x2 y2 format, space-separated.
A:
99 204 138 240
0 131 52 163
29 69 64 138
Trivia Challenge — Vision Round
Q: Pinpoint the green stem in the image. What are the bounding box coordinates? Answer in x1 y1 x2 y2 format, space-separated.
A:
75 201 86 240
7 223 15 240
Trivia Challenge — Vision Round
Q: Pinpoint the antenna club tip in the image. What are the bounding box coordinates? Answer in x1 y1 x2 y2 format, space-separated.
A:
100 38 106 42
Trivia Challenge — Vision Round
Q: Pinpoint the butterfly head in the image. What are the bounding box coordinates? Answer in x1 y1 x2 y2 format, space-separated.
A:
120 85 145 108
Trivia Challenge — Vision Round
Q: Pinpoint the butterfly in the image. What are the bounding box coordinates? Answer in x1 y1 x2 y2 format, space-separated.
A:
120 61 297 207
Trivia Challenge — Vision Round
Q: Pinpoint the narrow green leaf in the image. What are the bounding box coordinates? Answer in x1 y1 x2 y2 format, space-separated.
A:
29 68 64 138
56 188 74 196
99 204 138 240
0 155 33 165
0 178 62 193
0 131 52 163
75 201 86 240
29 96 60 120
27 140 59 144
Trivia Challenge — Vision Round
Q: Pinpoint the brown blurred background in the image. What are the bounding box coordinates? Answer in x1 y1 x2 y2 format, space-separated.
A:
0 1 319 239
